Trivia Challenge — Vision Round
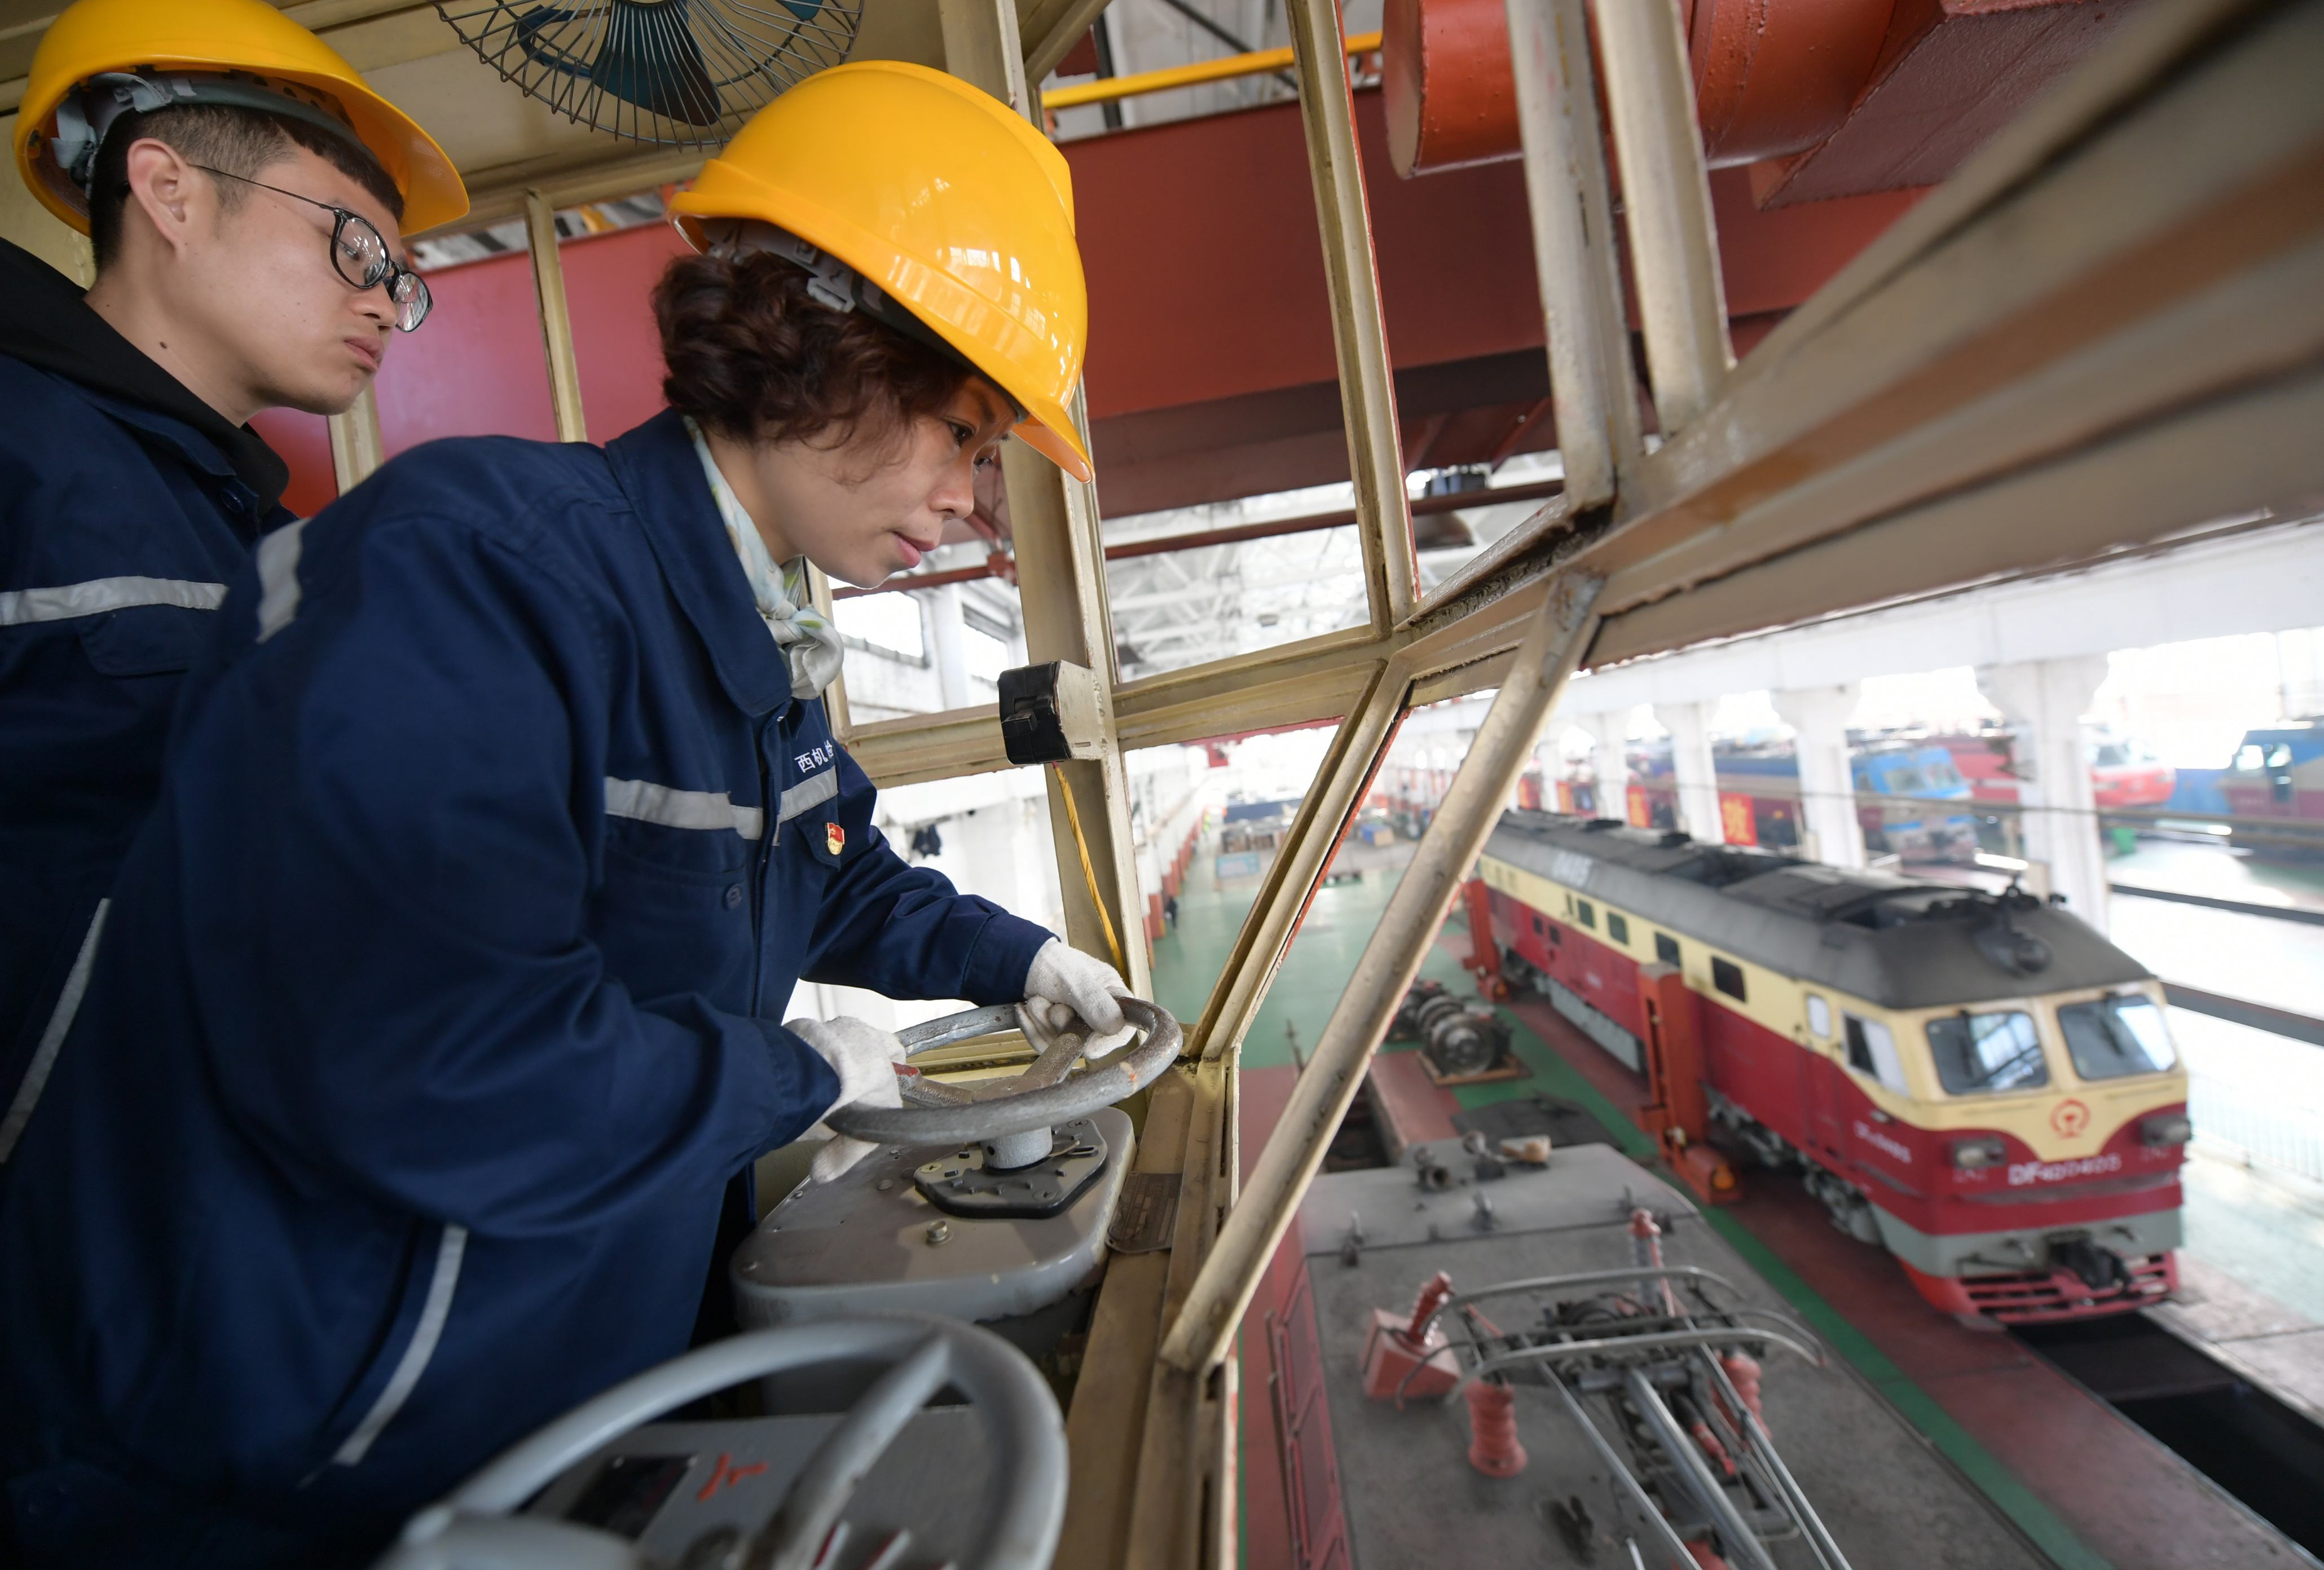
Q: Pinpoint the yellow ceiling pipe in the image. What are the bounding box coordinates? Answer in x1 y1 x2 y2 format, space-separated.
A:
1044 30 1382 111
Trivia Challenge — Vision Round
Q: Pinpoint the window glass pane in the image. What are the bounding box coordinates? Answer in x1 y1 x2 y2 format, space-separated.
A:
1712 957 1746 1002
1885 767 1928 793
1654 932 1681 966
1847 1016 1908 1093
1806 994 1832 1038
1140 726 1429 1070
787 764 1064 1034
2059 996 2178 1080
834 594 926 660
831 572 1027 724
1606 912 1629 944
1103 483 1370 680
1576 899 1596 929
1926 1011 2049 1094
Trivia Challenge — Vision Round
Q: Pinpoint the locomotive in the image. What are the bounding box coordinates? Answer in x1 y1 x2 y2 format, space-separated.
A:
1476 810 2190 1324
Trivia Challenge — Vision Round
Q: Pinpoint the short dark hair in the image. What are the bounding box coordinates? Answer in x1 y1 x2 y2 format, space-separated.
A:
654 249 972 453
91 104 406 270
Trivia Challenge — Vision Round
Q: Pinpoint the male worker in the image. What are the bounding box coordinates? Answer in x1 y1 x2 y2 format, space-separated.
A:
0 60 1133 1569
0 0 464 1176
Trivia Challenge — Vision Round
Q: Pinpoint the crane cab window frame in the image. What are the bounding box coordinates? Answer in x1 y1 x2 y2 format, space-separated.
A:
1711 956 1746 1002
1806 993 1833 1039
1843 1012 1909 1093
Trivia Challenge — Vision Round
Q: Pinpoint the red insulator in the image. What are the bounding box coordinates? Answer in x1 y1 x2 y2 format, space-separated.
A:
1465 1381 1526 1477
1722 1352 1767 1428
1403 1270 1456 1344
1688 1419 1737 1478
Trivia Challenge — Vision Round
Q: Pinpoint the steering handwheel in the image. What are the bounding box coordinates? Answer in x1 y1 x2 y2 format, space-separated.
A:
822 995 1181 1148
376 1315 1066 1570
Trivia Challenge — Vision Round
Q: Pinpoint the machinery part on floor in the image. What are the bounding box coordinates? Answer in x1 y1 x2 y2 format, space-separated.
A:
1360 1270 1462 1401
1412 1141 1456 1192
1424 1265 1848 1570
375 1314 1064 1570
1801 1164 1883 1246
823 996 1178 1148
1465 1380 1526 1477
914 1118 1111 1219
1390 978 1512 1079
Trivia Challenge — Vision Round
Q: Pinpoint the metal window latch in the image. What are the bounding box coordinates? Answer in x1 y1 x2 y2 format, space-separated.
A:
997 661 1106 765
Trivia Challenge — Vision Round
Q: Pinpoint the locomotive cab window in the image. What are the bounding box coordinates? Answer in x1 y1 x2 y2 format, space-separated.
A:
1606 912 1630 944
1843 1013 1908 1092
1711 956 1746 1001
2059 994 2178 1080
1806 994 1832 1039
1577 899 1596 929
1927 1009 2049 1095
1655 932 1681 967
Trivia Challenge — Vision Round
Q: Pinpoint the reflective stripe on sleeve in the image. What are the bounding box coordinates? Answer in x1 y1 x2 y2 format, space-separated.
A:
0 576 225 627
777 768 838 824
0 899 109 1163
604 776 765 840
332 1223 469 1466
254 518 309 643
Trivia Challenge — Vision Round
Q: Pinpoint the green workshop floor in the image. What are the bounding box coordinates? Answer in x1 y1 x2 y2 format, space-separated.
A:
1148 835 1467 1068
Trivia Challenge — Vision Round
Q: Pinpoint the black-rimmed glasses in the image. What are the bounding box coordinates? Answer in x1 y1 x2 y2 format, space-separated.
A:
192 165 432 333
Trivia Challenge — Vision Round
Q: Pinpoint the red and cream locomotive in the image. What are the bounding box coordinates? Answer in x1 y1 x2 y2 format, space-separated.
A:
1477 810 2190 1324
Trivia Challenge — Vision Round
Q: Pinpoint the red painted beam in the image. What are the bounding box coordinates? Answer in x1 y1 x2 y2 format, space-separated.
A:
1066 90 1924 515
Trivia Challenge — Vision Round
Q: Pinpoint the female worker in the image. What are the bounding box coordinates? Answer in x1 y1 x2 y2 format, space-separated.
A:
0 63 1129 1569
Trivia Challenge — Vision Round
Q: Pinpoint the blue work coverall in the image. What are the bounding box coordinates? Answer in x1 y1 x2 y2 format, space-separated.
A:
0 237 292 1181
0 408 1054 1568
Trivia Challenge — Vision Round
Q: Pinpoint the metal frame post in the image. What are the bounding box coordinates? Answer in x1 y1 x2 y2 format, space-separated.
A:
327 384 386 494
1160 571 1604 1373
522 189 589 443
1501 0 1643 507
1592 0 1733 436
1286 0 1419 627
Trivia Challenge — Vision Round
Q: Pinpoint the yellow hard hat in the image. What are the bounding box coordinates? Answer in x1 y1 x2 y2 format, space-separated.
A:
671 61 1093 483
15 0 468 237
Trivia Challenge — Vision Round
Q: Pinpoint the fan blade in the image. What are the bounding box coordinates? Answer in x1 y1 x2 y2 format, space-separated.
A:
513 0 723 127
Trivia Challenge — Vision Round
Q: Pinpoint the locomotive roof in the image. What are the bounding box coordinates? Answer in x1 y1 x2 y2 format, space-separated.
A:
1482 811 2153 1011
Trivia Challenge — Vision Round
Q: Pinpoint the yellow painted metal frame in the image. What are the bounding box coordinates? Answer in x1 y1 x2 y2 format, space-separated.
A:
0 0 2312 1563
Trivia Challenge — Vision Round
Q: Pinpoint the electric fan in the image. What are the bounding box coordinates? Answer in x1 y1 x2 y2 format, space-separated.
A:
435 0 860 148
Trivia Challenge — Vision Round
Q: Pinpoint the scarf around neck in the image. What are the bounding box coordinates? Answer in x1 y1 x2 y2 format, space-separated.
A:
685 417 846 701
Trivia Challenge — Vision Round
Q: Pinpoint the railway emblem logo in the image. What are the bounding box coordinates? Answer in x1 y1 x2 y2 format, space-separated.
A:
2050 1099 2090 1137
826 822 846 857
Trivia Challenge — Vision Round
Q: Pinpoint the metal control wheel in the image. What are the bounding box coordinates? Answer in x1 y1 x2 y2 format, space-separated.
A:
375 1315 1066 1570
823 995 1181 1148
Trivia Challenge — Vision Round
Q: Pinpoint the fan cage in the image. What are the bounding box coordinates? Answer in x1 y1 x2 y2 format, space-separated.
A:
435 0 862 149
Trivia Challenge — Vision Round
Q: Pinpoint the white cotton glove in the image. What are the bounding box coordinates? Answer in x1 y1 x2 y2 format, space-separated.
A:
788 1016 906 1183
1024 938 1137 1060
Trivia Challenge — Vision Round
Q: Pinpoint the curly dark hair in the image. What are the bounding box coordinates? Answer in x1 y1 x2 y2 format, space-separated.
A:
654 250 972 454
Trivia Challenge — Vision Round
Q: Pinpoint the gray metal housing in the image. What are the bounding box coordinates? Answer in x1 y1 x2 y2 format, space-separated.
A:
732 1107 1134 1328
